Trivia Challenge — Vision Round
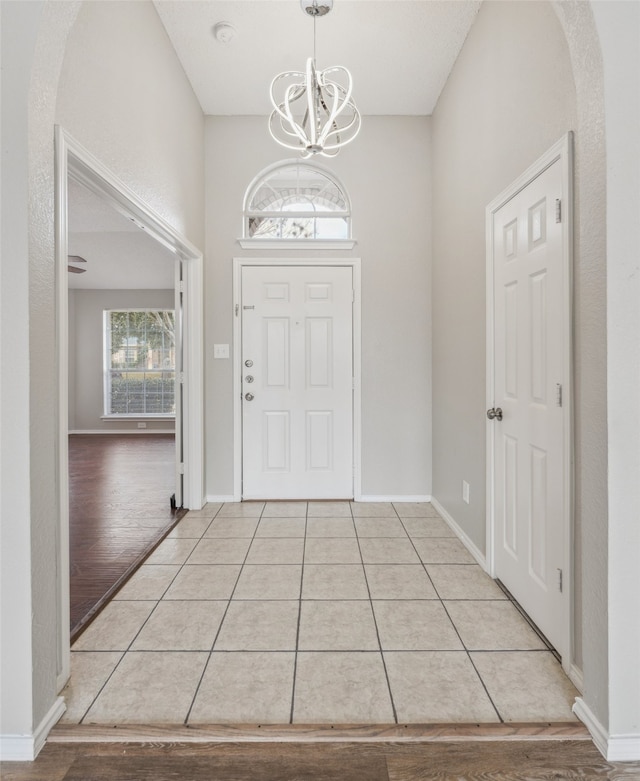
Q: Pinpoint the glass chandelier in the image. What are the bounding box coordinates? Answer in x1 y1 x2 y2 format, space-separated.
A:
269 0 361 158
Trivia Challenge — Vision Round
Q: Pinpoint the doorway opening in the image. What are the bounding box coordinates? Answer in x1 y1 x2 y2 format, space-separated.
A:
55 127 204 691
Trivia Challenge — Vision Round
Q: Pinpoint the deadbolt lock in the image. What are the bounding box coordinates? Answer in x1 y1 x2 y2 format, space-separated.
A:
244 359 253 368
245 375 254 383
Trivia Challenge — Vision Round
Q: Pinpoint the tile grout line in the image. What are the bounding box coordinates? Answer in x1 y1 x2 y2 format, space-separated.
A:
352 504 399 725
392 503 503 724
183 502 266 725
392 505 545 723
72 506 226 725
289 503 309 725
437 596 504 724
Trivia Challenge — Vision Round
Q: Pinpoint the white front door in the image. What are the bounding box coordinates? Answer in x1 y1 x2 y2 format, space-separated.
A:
489 154 569 655
241 265 353 500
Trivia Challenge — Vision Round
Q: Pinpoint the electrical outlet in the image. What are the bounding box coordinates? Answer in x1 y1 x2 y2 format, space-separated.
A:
137 422 147 429
462 480 470 504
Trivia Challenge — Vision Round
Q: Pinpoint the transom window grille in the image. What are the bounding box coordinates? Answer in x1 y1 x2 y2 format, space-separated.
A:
104 310 175 417
243 161 351 240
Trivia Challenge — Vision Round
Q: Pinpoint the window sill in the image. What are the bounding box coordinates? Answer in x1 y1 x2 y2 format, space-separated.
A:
101 416 176 421
237 238 356 250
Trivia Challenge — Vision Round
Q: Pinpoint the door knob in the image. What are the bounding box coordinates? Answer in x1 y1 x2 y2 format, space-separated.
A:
245 392 254 401
244 359 253 367
486 407 503 421
245 375 254 383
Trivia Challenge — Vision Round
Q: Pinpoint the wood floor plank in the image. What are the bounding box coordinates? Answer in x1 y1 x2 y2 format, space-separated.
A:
69 434 183 640
3 740 638 781
48 722 592 744
384 741 640 780
62 744 389 781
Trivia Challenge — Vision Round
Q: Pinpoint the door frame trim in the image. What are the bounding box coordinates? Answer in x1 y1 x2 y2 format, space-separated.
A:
232 258 362 501
55 127 205 691
485 133 574 671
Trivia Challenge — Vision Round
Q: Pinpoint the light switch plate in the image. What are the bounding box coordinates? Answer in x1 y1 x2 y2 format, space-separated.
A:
213 344 229 359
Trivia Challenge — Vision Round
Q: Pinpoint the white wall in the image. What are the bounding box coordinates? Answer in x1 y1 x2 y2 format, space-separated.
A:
431 0 579 554
69 289 175 432
204 116 432 500
430 0 640 752
591 0 640 754
0 0 204 755
431 0 586 660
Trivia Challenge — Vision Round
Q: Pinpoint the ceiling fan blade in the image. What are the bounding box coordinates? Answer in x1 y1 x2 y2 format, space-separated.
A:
67 265 87 274
67 255 87 263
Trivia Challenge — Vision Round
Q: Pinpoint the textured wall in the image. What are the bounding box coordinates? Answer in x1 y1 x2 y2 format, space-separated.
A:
0 0 204 745
204 116 432 499
431 0 578 552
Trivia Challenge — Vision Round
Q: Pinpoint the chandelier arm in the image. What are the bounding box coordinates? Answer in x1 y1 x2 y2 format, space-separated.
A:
268 113 310 152
320 119 361 150
269 72 304 118
315 69 354 147
317 82 343 146
306 58 319 148
280 84 311 144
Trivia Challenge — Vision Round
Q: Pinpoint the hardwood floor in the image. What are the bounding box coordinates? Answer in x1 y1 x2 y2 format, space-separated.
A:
69 434 183 640
3 735 637 780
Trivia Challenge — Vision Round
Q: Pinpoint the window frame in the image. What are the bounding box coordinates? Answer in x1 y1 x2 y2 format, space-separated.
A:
103 308 176 419
239 159 356 249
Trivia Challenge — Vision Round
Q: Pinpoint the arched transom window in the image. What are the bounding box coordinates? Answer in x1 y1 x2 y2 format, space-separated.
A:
243 161 352 242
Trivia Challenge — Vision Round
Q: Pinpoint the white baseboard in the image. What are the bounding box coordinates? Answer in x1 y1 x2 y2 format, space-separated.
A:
69 429 175 435
0 696 66 761
206 495 435 504
358 495 432 503
573 697 640 762
573 697 608 758
429 497 487 569
568 663 584 694
607 734 640 762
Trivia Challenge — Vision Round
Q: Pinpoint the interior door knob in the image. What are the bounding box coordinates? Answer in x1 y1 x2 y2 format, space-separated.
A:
245 392 254 401
486 407 503 421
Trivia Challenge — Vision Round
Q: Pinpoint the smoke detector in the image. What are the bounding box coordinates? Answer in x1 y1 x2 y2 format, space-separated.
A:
213 22 236 44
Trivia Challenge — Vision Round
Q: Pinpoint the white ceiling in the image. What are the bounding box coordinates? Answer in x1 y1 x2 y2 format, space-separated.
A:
68 179 176 290
153 0 482 116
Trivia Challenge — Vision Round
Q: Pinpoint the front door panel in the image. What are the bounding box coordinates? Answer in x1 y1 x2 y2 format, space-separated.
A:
241 265 353 499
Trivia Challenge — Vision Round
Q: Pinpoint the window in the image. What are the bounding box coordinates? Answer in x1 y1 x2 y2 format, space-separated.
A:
104 310 175 417
242 160 352 243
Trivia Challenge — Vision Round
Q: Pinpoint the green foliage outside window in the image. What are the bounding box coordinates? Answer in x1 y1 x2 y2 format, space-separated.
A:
106 310 175 416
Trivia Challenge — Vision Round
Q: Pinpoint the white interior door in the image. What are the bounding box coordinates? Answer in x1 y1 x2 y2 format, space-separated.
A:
241 265 353 500
489 157 568 654
173 260 183 509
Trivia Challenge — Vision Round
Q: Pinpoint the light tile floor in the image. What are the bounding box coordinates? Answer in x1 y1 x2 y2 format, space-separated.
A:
63 501 579 725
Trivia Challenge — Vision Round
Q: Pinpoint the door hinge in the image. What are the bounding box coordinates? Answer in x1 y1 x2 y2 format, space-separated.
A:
556 383 563 407
178 462 185 475
179 372 185 384
555 199 562 223
178 281 185 293
352 289 355 302
557 568 563 593
235 303 239 317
